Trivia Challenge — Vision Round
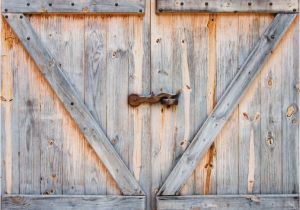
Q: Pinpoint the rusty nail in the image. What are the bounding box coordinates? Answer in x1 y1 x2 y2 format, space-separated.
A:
248 2 252 6
269 2 273 6
205 2 209 6
180 2 184 6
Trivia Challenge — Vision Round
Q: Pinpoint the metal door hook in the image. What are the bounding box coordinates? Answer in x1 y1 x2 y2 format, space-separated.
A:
128 92 180 107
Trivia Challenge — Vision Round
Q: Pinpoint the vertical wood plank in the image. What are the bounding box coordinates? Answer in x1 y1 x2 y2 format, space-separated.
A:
151 0 175 205
37 16 64 196
59 16 85 195
281 17 299 194
127 0 152 207
216 14 239 194
18 16 42 194
84 15 108 195
194 14 217 195
34 15 86 195
260 15 283 194
238 14 261 194
1 16 20 195
106 15 129 195
40 119 63 195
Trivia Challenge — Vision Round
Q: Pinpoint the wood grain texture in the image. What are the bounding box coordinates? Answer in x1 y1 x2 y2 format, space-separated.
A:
157 194 299 210
238 14 262 194
158 13 297 196
215 14 239 195
2 195 146 210
2 0 145 14
281 16 299 194
260 15 283 194
156 0 298 13
1 16 20 195
84 15 109 195
4 13 144 196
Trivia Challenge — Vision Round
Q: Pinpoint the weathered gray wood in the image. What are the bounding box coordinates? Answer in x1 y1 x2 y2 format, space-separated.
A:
4 13 144 196
158 13 297 195
84 15 108 195
1 17 20 195
2 0 145 14
215 14 239 195
281 16 299 194
157 0 298 13
2 195 146 210
260 15 283 194
238 14 261 194
157 194 299 210
40 119 63 195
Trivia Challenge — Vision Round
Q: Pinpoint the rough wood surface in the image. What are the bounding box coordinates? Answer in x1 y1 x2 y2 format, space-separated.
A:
238 14 262 194
4 13 144 196
2 195 146 210
156 0 298 13
215 14 239 195
2 0 145 14
158 13 297 196
157 194 299 210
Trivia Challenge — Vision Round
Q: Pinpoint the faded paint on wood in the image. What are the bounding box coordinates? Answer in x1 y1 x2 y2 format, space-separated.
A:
2 0 145 14
2 195 146 210
156 0 299 13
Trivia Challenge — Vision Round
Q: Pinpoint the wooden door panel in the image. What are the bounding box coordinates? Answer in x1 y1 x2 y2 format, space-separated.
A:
1 0 299 209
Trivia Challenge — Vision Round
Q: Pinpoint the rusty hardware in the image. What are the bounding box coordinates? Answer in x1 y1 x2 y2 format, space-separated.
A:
128 92 180 107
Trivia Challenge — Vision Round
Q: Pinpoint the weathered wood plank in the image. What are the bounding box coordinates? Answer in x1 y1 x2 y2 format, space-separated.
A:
127 1 152 208
150 0 176 205
260 15 283 194
238 14 261 194
281 16 299 194
37 16 64 196
106 15 130 195
84 15 109 195
157 194 299 210
194 14 216 195
2 195 146 210
2 0 145 14
40 119 63 195
215 14 239 195
158 13 297 195
4 13 144 196
1 17 20 195
157 0 298 13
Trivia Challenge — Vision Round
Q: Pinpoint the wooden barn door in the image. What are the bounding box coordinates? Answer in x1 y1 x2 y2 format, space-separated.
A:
1 0 299 210
1 0 150 209
153 1 299 210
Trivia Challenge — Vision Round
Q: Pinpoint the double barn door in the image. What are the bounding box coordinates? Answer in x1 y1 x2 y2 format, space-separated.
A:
1 0 299 209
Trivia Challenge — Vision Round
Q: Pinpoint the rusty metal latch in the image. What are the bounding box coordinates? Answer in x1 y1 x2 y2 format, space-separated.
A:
128 92 180 107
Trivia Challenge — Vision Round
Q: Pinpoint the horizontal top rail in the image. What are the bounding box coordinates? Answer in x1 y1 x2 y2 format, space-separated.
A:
2 0 145 14
156 0 299 13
